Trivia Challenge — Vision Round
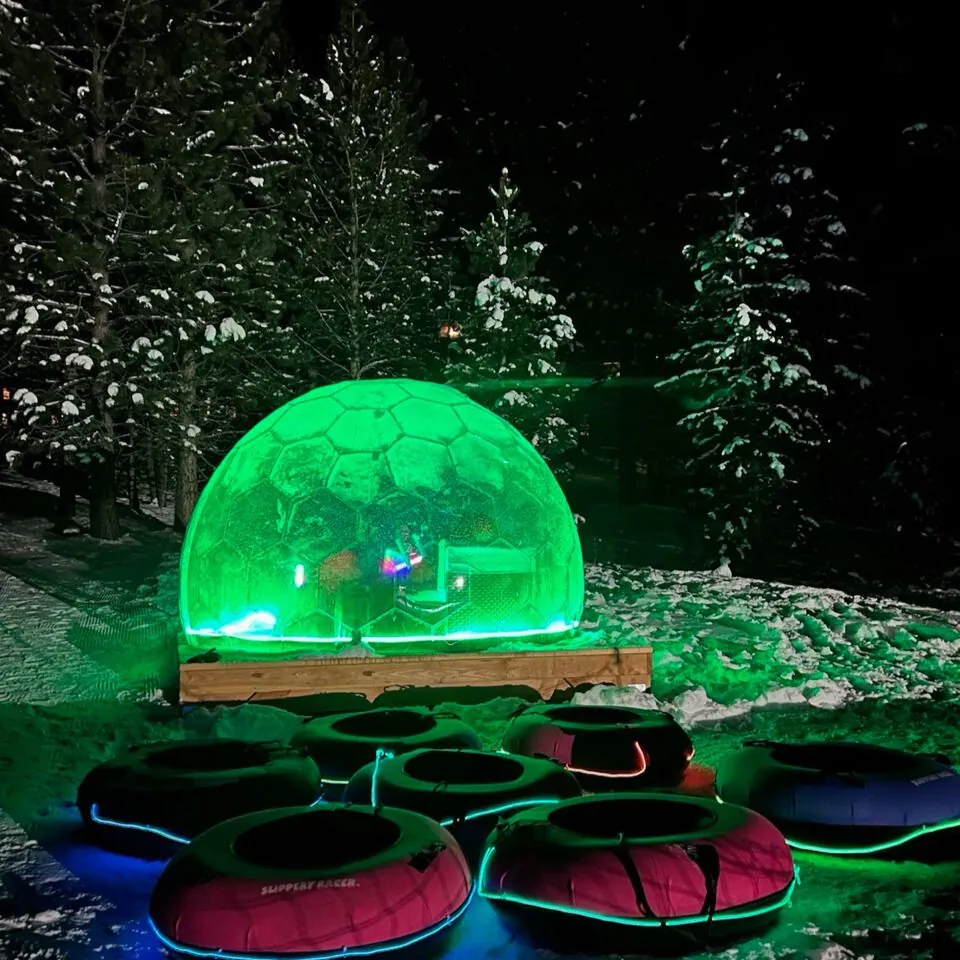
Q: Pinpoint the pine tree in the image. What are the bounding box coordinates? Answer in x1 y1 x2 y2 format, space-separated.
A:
1 0 166 537
0 0 292 536
274 0 441 384
445 170 579 477
658 210 827 567
120 3 295 531
674 77 869 542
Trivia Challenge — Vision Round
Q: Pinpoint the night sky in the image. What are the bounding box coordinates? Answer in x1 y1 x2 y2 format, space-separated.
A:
283 2 958 373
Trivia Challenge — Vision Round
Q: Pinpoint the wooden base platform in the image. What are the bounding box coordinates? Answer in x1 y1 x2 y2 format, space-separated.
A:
179 645 653 705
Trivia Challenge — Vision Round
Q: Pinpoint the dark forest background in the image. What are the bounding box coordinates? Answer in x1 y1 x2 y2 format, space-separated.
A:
2 0 957 597
283 2 959 587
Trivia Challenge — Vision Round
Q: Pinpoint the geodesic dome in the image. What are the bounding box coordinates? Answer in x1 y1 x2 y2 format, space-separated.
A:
180 378 584 647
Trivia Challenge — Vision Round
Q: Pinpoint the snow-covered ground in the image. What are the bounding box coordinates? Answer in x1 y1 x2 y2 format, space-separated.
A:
1 509 959 959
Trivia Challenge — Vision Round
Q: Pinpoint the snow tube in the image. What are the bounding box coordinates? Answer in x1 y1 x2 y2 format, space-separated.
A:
344 747 582 861
501 704 694 790
716 739 960 859
480 792 795 953
77 739 322 856
292 707 482 799
149 804 473 959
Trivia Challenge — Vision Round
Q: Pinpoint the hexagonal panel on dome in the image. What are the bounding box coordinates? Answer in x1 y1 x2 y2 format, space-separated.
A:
392 397 466 443
449 433 507 494
271 398 344 446
336 380 411 410
180 378 584 648
393 379 468 405
217 434 284 492
386 436 454 495
224 481 283 554
328 451 393 506
269 438 338 500
326 408 402 454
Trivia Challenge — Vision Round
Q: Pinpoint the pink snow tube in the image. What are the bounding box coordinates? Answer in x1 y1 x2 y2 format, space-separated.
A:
501 704 694 789
149 804 472 958
480 793 795 948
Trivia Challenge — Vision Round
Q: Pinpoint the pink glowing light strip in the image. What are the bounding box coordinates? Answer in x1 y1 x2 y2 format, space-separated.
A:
566 742 649 779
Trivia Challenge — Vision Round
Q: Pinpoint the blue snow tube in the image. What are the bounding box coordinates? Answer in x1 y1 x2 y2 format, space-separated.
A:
716 740 960 859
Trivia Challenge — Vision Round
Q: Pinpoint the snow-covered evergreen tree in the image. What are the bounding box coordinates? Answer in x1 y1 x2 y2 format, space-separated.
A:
275 0 441 383
445 170 579 476
120 7 295 531
658 210 827 567
0 0 292 535
689 80 868 403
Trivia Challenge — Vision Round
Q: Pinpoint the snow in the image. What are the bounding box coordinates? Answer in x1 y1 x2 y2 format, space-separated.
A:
0 811 115 960
0 502 958 958
0 572 127 704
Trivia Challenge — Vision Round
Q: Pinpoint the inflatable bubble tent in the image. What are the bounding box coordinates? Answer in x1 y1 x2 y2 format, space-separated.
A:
180 379 584 647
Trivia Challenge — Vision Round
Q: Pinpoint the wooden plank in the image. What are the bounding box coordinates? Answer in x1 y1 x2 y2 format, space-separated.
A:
179 646 653 704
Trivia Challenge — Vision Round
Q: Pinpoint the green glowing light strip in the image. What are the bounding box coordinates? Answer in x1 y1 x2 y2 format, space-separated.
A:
458 376 662 393
783 815 960 856
477 848 797 926
439 798 561 827
185 622 577 645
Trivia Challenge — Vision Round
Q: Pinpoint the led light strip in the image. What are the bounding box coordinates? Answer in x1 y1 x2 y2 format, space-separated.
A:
89 796 325 847
439 798 563 827
782 815 960 856
477 845 798 926
90 804 190 845
566 742 649 779
186 620 577 644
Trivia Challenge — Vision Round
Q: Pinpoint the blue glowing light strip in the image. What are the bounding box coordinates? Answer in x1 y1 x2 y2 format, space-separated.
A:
89 797 326 847
149 883 476 960
90 804 190 845
477 846 798 927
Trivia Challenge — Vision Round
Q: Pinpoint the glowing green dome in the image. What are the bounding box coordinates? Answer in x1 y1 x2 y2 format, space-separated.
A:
180 378 584 647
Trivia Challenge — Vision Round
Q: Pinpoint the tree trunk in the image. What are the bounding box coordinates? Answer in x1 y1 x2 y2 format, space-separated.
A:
56 462 78 527
145 428 158 503
89 452 120 540
114 444 129 505
347 151 363 379
87 50 119 541
156 453 168 509
129 444 140 511
175 445 198 533
174 353 198 532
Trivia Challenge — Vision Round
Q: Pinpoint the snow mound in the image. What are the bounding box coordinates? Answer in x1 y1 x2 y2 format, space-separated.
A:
582 563 960 718
177 703 306 743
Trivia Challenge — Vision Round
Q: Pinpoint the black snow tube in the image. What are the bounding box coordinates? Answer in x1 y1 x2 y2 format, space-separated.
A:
149 804 473 959
292 707 482 799
343 748 582 861
479 792 796 955
501 703 694 790
716 740 960 860
77 739 322 857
